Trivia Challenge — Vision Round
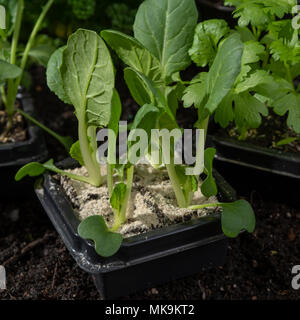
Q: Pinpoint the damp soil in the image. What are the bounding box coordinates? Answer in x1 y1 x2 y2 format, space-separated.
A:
0 107 27 144
0 66 299 300
212 111 300 154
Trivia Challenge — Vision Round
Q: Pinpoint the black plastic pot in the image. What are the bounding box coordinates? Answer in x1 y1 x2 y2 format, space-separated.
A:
206 134 300 206
196 0 235 26
35 159 237 299
0 92 48 199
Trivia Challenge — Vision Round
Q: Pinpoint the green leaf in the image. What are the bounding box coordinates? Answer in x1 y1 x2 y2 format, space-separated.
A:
214 93 234 128
201 148 218 198
242 41 265 65
69 141 84 166
0 59 21 81
60 29 114 127
221 199 256 238
234 91 269 129
110 183 127 212
108 89 122 136
124 67 154 107
182 73 208 109
270 39 300 65
133 0 198 79
101 29 162 83
46 46 71 105
205 33 244 113
273 92 300 133
29 44 56 67
175 165 198 203
128 103 160 155
78 215 123 257
235 70 273 93
189 19 230 67
276 137 298 146
15 162 47 181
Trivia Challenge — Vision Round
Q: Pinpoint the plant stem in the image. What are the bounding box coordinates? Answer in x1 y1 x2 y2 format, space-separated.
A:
43 164 94 185
78 115 102 187
17 108 73 151
188 202 222 210
6 0 55 117
166 163 187 208
285 62 294 89
5 0 24 117
119 166 134 222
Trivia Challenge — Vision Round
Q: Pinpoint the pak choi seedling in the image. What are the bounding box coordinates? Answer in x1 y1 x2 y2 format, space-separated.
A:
16 0 256 258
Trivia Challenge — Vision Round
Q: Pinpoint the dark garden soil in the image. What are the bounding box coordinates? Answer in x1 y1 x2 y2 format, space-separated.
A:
0 108 27 144
212 112 300 154
0 66 299 300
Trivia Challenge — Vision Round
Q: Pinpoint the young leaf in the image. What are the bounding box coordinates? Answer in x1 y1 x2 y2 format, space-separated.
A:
234 92 269 130
205 33 244 114
189 19 230 67
0 59 21 81
78 215 123 257
183 73 208 109
220 199 256 238
124 67 154 106
133 0 198 79
101 29 162 83
60 29 114 127
46 46 71 105
273 92 300 133
15 162 47 181
175 165 198 203
201 148 218 198
110 183 127 212
69 141 85 166
276 137 298 146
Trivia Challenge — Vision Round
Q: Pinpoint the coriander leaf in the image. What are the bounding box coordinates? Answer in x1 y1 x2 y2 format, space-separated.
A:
221 199 256 238
78 215 123 257
214 93 234 128
189 19 230 67
182 73 208 109
270 39 300 65
273 92 300 133
60 29 114 127
133 0 198 79
235 70 273 93
234 91 269 129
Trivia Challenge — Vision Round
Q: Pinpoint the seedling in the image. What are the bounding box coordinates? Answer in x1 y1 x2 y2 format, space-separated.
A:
187 0 299 140
16 0 256 257
0 0 72 150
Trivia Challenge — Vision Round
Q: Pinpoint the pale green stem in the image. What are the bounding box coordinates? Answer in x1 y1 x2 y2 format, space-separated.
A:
6 0 55 116
17 108 73 151
6 0 24 116
78 115 102 187
119 166 134 222
188 202 222 210
166 163 187 208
